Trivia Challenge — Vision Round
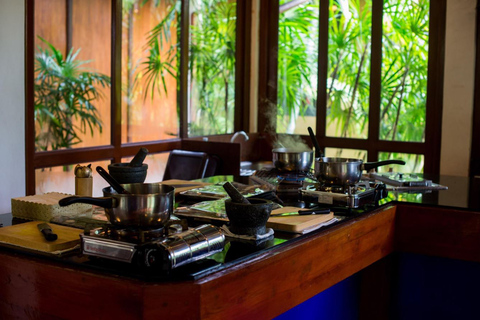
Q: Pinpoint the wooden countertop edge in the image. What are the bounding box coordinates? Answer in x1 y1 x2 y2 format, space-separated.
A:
2 203 480 319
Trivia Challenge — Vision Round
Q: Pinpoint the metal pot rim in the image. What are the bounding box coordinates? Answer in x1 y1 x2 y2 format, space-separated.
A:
272 147 313 154
102 183 175 197
316 157 363 164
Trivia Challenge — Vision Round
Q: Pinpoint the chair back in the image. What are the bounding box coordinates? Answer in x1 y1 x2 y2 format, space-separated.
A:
163 150 209 180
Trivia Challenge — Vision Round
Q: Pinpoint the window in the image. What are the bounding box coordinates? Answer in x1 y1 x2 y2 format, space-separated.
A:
260 0 445 174
26 0 241 195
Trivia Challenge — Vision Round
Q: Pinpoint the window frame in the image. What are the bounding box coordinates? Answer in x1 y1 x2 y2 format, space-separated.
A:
258 0 446 175
25 0 251 195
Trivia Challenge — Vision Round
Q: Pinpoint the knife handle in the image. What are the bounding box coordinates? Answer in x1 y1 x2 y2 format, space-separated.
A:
298 208 331 215
41 229 58 241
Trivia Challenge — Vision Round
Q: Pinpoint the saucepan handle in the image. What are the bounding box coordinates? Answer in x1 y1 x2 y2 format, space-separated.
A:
363 160 406 172
59 196 115 208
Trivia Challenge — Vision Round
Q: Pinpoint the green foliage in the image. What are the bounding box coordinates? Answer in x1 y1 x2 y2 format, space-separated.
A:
34 37 110 151
277 0 429 172
188 0 236 136
141 1 179 101
380 0 429 143
327 0 371 138
123 0 235 137
277 0 319 133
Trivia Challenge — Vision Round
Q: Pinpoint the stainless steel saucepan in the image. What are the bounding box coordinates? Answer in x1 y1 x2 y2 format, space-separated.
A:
272 148 314 172
315 158 406 185
59 183 174 228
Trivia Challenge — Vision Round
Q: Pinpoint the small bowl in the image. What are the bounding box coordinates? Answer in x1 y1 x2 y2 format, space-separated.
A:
108 163 148 184
225 198 273 236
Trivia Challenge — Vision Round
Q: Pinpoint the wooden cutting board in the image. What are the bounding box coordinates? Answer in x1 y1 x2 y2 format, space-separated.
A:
0 221 82 253
267 207 335 233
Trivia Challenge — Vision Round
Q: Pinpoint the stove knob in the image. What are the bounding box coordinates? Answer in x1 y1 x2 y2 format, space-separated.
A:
145 249 161 267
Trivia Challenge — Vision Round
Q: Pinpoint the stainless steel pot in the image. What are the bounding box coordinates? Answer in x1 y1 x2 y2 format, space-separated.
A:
59 183 174 228
272 148 314 172
315 157 406 185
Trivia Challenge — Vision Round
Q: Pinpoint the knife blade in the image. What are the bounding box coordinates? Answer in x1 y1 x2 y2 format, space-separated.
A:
270 208 331 217
37 223 58 241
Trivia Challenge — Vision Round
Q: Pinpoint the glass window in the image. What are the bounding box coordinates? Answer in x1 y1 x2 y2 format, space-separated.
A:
326 0 372 139
36 160 111 197
122 152 170 182
34 0 111 151
268 0 438 174
324 147 367 160
121 1 180 143
380 0 429 142
378 152 424 173
188 0 237 136
277 0 319 135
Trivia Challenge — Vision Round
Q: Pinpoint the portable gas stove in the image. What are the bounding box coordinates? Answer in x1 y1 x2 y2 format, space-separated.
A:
251 169 387 208
301 181 388 208
250 168 317 203
81 220 225 271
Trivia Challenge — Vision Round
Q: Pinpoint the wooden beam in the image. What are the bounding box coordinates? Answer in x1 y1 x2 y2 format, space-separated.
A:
178 0 189 139
25 0 35 195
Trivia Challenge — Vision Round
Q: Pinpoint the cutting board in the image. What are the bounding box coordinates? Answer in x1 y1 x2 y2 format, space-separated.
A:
267 207 335 233
0 221 82 253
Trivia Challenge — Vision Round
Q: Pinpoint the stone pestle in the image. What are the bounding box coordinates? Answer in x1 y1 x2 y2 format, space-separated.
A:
129 147 149 167
223 182 251 204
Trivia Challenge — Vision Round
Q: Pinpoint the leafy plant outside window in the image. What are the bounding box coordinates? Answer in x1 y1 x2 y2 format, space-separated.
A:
188 0 236 136
277 0 429 172
34 38 110 151
122 0 235 139
277 0 319 134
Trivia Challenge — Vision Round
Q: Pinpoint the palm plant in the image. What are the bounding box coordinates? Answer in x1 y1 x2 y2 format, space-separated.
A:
278 0 429 171
121 0 236 138
121 0 179 142
277 0 319 134
34 38 110 151
327 0 371 139
380 0 429 143
188 0 236 136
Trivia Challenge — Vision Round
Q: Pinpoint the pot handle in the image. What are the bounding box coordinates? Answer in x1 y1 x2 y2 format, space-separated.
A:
59 196 114 208
363 160 406 172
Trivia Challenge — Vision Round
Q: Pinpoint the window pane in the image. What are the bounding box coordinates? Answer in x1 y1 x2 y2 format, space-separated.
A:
326 0 372 139
380 0 429 142
188 0 236 136
121 1 179 143
277 0 319 135
324 147 367 160
378 152 424 173
36 160 111 197
34 0 111 151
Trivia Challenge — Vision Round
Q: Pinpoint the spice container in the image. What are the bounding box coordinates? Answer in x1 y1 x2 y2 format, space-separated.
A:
75 164 93 196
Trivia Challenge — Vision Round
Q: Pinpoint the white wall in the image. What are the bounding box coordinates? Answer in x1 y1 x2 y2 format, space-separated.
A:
440 0 477 177
0 0 26 214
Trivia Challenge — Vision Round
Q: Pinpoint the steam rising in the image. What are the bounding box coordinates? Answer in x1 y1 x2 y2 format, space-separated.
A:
273 134 311 151
261 98 311 151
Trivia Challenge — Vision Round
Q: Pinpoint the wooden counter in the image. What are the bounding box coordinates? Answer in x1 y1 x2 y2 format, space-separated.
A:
1 203 479 319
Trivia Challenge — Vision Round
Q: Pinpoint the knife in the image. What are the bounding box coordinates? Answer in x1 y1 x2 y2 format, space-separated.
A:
37 223 58 241
270 208 331 217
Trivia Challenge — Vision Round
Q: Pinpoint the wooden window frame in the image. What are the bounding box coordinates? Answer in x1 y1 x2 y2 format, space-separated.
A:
24 0 251 195
258 0 446 175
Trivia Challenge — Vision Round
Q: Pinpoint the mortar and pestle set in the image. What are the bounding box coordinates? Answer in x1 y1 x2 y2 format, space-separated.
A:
222 182 274 238
108 148 149 184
